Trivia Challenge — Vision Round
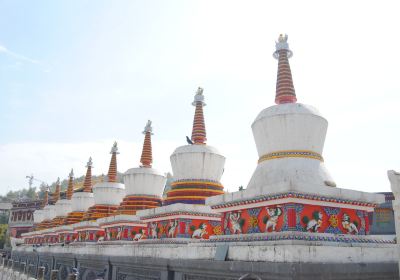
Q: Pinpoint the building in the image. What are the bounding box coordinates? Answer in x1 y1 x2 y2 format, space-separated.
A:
8 199 42 238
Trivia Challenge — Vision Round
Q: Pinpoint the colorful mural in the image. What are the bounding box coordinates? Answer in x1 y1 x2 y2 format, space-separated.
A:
103 225 147 241
146 218 221 239
221 203 367 236
75 229 104 242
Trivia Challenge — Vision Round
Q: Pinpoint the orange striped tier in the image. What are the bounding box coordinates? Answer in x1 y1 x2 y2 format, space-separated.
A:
83 205 120 221
38 219 52 229
119 195 162 215
50 216 67 227
65 211 86 225
164 180 224 205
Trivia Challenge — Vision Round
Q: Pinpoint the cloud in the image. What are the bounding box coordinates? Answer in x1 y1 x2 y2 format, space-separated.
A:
0 43 40 64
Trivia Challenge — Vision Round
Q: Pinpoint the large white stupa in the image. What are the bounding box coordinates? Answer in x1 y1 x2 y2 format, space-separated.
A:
247 34 335 193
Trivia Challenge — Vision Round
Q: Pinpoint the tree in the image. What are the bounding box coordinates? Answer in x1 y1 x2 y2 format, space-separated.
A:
0 224 8 249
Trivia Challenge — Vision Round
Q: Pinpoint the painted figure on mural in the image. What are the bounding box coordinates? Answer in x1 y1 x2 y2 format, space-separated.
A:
97 234 104 242
229 212 243 234
264 206 283 232
192 223 207 239
303 211 323 232
341 213 359 234
134 229 144 241
116 227 122 240
105 228 111 241
150 222 158 239
168 220 179 238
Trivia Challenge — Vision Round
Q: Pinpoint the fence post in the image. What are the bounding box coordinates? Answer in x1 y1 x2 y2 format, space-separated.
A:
50 270 58 280
37 266 45 280
27 264 35 279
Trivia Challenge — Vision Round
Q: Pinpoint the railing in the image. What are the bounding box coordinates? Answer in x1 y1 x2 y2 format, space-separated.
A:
0 258 77 280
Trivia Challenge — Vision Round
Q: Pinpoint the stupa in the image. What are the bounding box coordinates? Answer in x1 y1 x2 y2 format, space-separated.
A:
136 88 224 240
164 87 225 205
119 121 166 215
65 158 95 224
83 142 125 220
39 187 58 229
206 34 384 241
51 170 74 226
33 189 48 230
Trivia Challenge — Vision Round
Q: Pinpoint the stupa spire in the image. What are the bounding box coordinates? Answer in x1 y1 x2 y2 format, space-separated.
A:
273 34 297 104
53 178 61 203
83 157 93 192
140 120 153 168
191 87 207 144
42 187 49 208
66 169 74 200
108 142 119 182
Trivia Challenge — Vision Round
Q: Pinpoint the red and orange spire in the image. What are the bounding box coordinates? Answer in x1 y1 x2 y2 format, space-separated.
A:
66 169 74 200
53 178 61 203
83 157 93 192
42 187 49 208
108 142 119 182
273 34 297 104
191 87 207 144
140 120 153 168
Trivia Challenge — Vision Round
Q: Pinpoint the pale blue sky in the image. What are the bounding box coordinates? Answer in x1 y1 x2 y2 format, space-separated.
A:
1 0 399 195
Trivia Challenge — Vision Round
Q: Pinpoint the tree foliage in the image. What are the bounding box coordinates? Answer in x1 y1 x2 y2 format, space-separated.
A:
0 224 8 249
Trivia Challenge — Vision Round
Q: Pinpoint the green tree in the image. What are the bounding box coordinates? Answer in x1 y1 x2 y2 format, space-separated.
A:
0 224 8 249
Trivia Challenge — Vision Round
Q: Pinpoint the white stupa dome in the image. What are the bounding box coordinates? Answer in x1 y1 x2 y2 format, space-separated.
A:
124 167 165 197
93 182 125 205
71 192 95 212
55 199 72 217
33 209 45 224
43 204 57 220
170 144 225 182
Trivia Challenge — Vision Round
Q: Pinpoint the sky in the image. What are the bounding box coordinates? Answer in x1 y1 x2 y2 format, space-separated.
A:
0 0 399 195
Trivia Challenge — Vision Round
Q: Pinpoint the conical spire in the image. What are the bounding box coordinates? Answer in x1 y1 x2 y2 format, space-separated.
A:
191 87 207 144
273 34 297 104
42 187 49 208
107 142 119 182
53 178 61 203
66 169 74 200
83 157 93 192
140 120 153 168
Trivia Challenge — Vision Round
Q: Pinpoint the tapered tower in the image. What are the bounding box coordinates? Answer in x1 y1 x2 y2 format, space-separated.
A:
164 87 225 205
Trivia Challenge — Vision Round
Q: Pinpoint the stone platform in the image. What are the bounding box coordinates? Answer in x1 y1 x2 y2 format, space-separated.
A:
11 238 399 280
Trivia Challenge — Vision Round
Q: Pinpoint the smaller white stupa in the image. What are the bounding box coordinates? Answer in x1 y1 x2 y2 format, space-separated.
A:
65 157 95 224
164 87 225 205
84 142 125 220
120 120 166 214
54 170 74 224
